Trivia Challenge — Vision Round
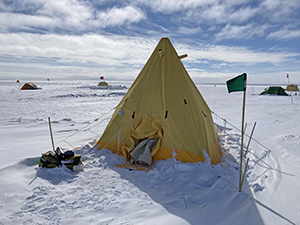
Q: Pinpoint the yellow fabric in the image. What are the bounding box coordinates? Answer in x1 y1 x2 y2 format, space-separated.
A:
286 84 299 92
96 37 223 165
121 113 164 161
98 81 108 86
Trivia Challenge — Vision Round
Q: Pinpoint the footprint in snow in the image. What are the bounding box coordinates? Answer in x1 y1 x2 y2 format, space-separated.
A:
252 183 264 192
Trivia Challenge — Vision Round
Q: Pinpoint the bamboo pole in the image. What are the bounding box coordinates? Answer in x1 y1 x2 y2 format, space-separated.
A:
244 122 256 157
48 117 55 152
240 158 250 191
239 90 246 192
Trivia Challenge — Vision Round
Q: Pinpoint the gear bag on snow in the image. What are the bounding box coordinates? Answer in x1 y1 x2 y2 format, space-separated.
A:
38 147 83 171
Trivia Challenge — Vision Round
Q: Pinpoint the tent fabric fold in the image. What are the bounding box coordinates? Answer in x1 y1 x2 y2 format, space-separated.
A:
96 37 223 165
122 113 164 162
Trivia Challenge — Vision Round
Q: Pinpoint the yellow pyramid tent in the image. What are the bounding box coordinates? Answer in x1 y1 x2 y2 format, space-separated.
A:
96 38 222 165
286 84 299 92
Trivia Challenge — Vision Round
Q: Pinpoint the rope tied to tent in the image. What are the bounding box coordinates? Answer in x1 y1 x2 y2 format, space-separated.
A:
211 111 271 153
57 106 116 148
204 111 293 178
102 111 135 151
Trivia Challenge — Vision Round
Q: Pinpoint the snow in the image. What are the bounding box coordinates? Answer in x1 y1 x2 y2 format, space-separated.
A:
0 80 299 225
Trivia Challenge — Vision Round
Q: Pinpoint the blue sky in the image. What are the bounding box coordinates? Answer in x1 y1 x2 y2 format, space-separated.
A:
0 0 299 84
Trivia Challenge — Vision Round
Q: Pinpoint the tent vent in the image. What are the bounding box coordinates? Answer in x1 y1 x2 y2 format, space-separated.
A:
158 49 164 58
118 109 124 116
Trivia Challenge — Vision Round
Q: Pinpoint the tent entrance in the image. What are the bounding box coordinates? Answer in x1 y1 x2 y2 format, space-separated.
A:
121 113 164 166
130 137 159 166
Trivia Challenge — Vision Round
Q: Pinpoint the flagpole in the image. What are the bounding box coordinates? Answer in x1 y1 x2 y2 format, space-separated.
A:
239 89 246 192
226 73 247 192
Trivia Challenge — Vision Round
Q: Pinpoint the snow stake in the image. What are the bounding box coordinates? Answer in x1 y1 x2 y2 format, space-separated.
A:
48 117 55 152
244 122 256 158
240 158 250 191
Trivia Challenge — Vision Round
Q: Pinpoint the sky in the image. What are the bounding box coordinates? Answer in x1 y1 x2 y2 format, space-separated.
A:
0 0 299 84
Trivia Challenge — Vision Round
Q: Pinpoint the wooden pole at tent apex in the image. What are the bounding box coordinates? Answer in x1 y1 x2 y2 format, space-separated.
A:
48 117 55 152
239 89 246 192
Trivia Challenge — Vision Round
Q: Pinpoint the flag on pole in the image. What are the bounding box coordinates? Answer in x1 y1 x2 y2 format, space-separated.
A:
226 73 247 93
287 73 290 84
226 73 248 192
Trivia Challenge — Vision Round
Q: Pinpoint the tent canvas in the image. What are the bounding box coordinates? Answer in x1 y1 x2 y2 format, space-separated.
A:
286 84 299 92
96 38 223 165
20 82 38 90
98 81 108 86
260 86 288 96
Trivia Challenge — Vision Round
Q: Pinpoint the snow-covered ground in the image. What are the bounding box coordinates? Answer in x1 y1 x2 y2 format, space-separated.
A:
0 80 299 225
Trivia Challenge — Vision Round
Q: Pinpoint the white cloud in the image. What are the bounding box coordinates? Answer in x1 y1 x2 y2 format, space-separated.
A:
180 3 259 28
177 27 202 35
0 32 297 73
260 0 300 22
0 1 146 33
176 43 298 65
136 0 217 14
228 6 258 24
267 30 300 40
0 12 56 33
199 5 227 24
0 33 156 66
136 0 253 14
36 0 91 18
96 6 146 27
262 0 300 12
137 0 256 25
215 23 267 40
0 0 45 12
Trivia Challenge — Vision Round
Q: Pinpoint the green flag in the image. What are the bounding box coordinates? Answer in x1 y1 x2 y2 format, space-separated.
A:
226 73 247 93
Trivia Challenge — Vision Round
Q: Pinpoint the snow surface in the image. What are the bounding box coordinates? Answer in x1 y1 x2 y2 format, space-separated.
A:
0 80 299 225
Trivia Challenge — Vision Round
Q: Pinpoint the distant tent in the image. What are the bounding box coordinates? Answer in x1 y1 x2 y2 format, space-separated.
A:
260 86 288 96
98 81 108 86
285 84 299 92
96 37 223 166
20 83 38 90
